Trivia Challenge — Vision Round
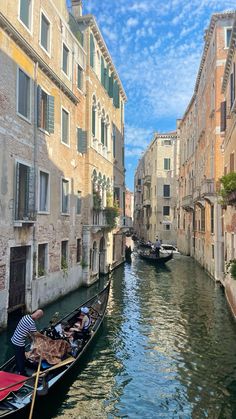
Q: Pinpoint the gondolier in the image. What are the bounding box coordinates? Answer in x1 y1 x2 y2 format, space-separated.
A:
154 237 161 257
11 309 44 375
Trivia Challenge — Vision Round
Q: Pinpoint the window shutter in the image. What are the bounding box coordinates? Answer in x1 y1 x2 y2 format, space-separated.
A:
47 95 54 133
101 120 105 145
92 108 96 136
105 66 109 92
90 34 94 68
37 85 42 127
220 101 226 132
109 72 114 98
28 166 35 216
15 162 20 220
77 128 87 154
101 57 105 86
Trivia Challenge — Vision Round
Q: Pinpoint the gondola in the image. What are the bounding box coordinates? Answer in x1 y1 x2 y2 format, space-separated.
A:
0 280 110 418
137 249 173 264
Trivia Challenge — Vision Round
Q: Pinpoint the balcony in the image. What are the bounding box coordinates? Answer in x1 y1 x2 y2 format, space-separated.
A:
143 175 151 186
182 195 194 211
143 199 151 207
14 212 36 227
201 179 214 196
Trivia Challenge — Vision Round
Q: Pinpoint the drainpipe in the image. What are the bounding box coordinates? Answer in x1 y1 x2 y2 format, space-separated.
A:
215 202 222 281
31 61 39 311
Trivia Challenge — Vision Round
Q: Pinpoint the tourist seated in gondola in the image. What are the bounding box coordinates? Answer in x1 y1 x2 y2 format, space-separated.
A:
69 307 91 340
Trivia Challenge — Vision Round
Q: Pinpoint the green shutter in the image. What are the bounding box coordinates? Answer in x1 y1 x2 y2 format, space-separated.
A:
101 120 105 145
109 72 114 98
77 128 87 154
47 95 54 133
113 80 120 108
90 34 94 68
105 65 109 93
101 57 105 86
37 85 42 127
92 108 96 136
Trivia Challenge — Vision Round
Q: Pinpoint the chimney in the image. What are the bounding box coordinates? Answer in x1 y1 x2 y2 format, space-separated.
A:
71 0 82 18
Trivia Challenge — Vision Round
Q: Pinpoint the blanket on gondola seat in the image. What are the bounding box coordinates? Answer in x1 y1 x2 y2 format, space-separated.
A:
25 332 70 365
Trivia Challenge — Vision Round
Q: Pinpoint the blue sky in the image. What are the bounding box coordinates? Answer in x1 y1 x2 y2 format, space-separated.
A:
68 1 235 190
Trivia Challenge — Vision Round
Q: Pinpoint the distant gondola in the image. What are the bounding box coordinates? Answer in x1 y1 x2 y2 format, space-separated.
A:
138 250 173 264
0 281 110 418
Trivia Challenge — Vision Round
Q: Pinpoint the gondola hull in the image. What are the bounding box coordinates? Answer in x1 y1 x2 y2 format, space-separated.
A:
138 251 173 264
0 281 110 418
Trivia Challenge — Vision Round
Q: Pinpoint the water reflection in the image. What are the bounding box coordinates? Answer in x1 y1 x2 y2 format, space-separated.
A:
1 256 236 418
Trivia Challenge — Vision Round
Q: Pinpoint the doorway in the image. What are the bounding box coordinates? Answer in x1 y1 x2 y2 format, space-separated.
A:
8 246 27 313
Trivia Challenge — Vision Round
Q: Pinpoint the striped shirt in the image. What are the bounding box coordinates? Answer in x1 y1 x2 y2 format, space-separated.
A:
11 315 37 347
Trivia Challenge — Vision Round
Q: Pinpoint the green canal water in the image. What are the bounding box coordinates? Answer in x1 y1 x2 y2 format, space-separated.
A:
2 255 236 418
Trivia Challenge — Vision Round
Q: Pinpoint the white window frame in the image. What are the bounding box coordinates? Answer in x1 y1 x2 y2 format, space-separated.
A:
39 9 51 57
61 106 70 147
18 0 33 34
225 27 232 49
164 158 171 171
77 63 83 92
61 177 70 215
61 239 69 270
37 242 49 277
38 168 50 214
16 67 31 123
62 42 70 79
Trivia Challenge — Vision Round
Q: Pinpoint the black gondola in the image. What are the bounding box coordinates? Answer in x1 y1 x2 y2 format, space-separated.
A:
138 250 173 264
0 280 110 418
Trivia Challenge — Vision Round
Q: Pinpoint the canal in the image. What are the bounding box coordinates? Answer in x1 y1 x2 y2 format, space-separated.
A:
2 255 236 418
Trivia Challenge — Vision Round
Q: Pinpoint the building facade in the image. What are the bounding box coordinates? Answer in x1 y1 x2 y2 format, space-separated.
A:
125 188 134 228
221 16 236 313
134 132 178 244
0 0 126 327
177 13 235 282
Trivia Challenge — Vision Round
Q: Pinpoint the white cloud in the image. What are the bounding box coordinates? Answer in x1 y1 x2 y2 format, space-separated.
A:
127 17 139 27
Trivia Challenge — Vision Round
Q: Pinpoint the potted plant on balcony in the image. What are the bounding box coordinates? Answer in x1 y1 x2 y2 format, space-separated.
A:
93 190 102 210
219 172 236 205
226 259 236 280
104 201 120 231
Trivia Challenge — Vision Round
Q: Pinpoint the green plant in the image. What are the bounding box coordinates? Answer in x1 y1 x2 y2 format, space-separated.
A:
61 256 68 274
104 204 120 230
219 172 236 204
106 191 113 207
38 266 45 277
93 191 102 210
226 259 236 280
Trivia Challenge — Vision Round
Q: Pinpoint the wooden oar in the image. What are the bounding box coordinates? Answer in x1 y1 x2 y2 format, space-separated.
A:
0 356 75 392
28 356 42 419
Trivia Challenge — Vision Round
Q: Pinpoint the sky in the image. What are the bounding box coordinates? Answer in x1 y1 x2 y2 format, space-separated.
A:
68 0 235 190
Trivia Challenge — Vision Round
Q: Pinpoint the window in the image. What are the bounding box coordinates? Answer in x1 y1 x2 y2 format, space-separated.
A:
39 171 49 212
38 244 48 277
164 158 171 170
77 191 82 214
220 101 226 132
163 185 170 197
15 162 34 220
61 179 69 213
101 119 105 145
212 244 214 260
210 205 214 234
40 13 50 52
163 206 170 216
77 128 87 154
61 241 68 270
164 224 171 230
77 64 83 90
225 27 232 48
77 239 81 263
19 0 32 30
163 140 172 146
17 69 31 120
62 43 69 75
200 207 205 232
112 124 116 157
37 87 54 133
230 63 235 109
61 108 69 145
114 187 120 206
90 34 95 68
92 106 96 136
230 153 235 172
